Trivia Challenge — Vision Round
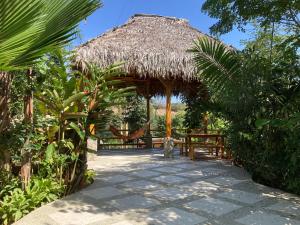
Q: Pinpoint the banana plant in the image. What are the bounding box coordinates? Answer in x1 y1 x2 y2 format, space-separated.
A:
34 50 134 191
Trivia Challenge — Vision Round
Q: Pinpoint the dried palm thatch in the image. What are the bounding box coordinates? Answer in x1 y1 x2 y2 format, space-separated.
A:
74 14 215 96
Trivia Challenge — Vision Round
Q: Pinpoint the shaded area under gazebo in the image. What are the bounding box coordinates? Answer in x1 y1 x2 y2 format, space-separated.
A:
75 14 211 148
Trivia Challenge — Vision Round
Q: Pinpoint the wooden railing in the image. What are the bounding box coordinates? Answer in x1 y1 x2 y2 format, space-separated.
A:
93 128 224 150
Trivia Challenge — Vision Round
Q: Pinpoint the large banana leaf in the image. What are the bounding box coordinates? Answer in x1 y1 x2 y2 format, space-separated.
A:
0 0 101 71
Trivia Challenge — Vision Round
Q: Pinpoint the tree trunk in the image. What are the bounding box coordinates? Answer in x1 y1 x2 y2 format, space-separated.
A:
20 151 31 190
24 69 33 123
0 72 12 133
0 72 12 172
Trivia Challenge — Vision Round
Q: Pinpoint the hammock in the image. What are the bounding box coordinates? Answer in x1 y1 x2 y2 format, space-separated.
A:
109 121 150 141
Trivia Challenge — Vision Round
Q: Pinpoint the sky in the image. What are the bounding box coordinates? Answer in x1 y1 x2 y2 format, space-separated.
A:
74 0 252 104
75 0 252 49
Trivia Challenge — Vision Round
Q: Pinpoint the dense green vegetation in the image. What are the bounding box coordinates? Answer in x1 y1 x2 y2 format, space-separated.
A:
0 0 299 224
0 50 132 224
0 1 132 224
190 0 300 194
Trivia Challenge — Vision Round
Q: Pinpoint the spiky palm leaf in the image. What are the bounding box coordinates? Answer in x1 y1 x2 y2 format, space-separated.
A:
0 0 101 71
189 37 240 96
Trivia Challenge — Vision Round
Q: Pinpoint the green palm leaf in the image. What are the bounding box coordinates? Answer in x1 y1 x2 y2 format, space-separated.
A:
0 0 101 71
189 37 240 96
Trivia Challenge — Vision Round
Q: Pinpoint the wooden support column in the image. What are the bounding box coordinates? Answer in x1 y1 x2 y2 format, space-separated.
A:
165 85 172 138
146 80 151 133
143 80 153 148
203 112 208 134
146 96 151 134
159 79 174 138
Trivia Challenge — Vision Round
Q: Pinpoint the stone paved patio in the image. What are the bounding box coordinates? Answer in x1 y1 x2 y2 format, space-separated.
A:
14 149 300 225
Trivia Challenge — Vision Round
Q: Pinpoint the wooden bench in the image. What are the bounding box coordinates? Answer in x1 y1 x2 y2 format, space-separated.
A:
186 133 230 160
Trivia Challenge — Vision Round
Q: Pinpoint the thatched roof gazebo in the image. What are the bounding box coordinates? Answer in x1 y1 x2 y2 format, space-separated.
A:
75 14 211 139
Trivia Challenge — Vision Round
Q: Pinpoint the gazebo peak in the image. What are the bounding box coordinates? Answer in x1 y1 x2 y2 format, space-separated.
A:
130 13 189 24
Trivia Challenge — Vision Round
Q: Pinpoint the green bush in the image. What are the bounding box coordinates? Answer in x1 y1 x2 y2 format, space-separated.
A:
191 30 300 194
84 169 96 185
0 177 64 225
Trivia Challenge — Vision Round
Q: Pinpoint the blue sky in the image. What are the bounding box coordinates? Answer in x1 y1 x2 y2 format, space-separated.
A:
75 0 252 49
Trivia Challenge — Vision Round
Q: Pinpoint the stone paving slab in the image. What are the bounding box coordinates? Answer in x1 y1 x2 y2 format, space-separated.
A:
49 204 115 225
120 180 164 191
205 176 246 186
172 163 201 170
152 175 189 184
151 166 184 173
217 189 266 204
95 174 134 184
184 197 242 216
266 200 300 216
129 170 162 178
145 187 195 201
176 167 226 179
109 195 160 210
179 180 220 194
80 186 126 200
146 207 207 225
14 149 300 225
236 210 300 225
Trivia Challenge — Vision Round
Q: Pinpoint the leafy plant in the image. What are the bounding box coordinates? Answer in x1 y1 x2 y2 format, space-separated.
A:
0 177 63 225
0 0 101 71
190 34 300 194
83 169 96 185
33 50 134 193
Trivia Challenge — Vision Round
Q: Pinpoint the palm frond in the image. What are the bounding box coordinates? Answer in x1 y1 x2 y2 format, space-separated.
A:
189 37 240 95
0 0 101 71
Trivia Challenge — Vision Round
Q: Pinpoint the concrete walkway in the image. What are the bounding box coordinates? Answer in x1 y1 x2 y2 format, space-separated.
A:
15 149 300 225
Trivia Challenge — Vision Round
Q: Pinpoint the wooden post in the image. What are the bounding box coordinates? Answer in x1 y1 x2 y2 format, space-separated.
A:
145 80 151 134
203 112 208 134
165 85 172 138
159 79 173 138
146 97 151 134
89 124 95 135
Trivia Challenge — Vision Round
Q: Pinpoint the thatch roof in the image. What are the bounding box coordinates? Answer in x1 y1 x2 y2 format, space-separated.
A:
75 14 213 96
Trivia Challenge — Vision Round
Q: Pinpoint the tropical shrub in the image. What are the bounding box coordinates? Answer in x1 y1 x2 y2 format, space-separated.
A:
0 49 134 224
0 177 63 225
190 34 300 194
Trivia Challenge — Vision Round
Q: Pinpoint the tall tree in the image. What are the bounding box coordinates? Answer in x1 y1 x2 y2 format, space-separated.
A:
202 0 300 36
123 95 147 133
